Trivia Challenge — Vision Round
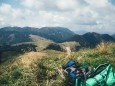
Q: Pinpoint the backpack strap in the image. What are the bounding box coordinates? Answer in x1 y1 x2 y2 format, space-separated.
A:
93 77 101 85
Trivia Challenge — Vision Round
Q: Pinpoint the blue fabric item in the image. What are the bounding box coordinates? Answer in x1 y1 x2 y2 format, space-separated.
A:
83 65 89 72
83 65 88 69
70 72 76 79
67 61 75 67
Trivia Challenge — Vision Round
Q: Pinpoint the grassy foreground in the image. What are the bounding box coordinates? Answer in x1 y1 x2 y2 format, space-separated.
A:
0 42 115 86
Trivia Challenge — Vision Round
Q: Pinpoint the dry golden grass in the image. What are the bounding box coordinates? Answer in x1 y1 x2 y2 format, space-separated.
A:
66 47 72 58
8 51 47 79
1 52 45 72
96 42 108 54
18 52 46 68
96 42 115 54
0 52 46 73
0 51 47 86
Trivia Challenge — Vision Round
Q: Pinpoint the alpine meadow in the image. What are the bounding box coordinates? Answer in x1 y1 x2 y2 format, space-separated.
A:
0 0 115 86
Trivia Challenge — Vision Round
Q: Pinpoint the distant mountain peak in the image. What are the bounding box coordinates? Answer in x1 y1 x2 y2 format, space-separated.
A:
67 32 115 48
112 34 115 39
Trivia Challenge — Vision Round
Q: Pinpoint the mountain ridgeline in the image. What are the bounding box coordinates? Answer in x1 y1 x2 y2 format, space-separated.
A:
0 26 115 49
67 32 115 48
0 27 75 44
112 34 115 39
0 26 115 63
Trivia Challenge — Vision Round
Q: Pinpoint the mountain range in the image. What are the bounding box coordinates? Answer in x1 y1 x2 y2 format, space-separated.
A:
0 27 75 44
67 32 115 47
0 26 115 62
0 26 115 50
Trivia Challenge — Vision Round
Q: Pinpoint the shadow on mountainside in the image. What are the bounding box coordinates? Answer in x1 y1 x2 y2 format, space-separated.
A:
0 44 37 63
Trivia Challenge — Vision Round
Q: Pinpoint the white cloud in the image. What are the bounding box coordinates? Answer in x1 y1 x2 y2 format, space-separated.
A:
85 0 108 7
0 4 12 13
0 0 115 34
21 0 44 10
56 0 77 11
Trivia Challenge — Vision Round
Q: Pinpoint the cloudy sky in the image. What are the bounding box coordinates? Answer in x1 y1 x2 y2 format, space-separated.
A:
0 0 115 34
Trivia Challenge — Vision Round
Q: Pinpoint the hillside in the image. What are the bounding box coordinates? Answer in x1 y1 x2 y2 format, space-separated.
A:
0 31 31 45
45 41 80 51
0 27 115 62
0 26 76 59
0 27 114 48
37 27 75 42
67 32 115 48
0 41 80 63
0 42 115 86
0 27 75 44
112 34 115 39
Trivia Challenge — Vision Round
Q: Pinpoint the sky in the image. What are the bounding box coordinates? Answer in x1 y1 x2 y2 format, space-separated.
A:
0 0 115 34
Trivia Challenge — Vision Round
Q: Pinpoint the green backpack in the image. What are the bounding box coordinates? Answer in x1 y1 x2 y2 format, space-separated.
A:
76 63 115 86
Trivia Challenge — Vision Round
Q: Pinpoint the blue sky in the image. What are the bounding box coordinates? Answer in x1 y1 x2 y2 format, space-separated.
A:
0 0 115 34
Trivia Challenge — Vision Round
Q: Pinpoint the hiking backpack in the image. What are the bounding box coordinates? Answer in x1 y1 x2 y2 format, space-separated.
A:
63 61 115 86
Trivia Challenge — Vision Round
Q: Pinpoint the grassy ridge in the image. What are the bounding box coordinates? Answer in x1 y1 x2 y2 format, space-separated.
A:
0 42 115 86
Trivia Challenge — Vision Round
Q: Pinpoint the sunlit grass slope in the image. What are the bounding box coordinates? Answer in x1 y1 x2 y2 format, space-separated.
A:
0 42 115 86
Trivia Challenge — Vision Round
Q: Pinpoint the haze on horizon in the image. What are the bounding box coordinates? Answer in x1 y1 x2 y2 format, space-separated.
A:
0 0 115 34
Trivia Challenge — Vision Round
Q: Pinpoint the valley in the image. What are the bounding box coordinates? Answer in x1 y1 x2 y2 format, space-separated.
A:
0 27 115 86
